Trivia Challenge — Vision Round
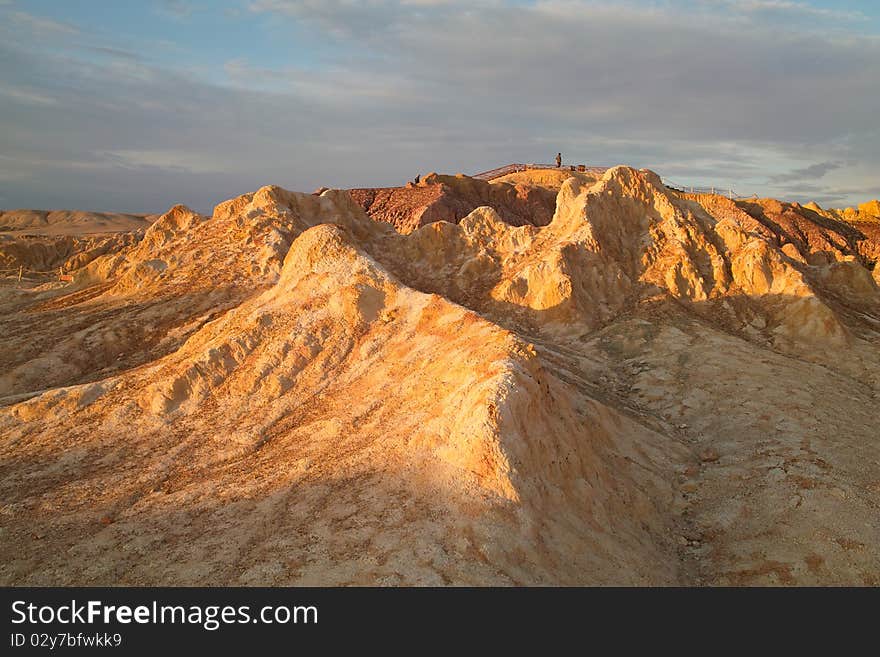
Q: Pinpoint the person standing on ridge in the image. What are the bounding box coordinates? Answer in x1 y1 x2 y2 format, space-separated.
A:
555 152 562 168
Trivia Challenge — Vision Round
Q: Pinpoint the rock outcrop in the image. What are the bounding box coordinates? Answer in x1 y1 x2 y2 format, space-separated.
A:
349 172 557 233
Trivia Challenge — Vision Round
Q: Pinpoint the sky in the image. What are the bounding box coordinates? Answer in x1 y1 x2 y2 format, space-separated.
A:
0 0 877 214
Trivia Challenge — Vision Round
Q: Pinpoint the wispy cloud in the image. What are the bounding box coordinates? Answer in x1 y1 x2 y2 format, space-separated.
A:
771 161 845 183
100 150 233 174
156 0 195 20
0 84 58 106
7 10 79 35
709 0 867 23
80 45 144 62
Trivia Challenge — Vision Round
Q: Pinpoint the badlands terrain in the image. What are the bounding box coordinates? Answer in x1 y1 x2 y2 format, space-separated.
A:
0 166 878 585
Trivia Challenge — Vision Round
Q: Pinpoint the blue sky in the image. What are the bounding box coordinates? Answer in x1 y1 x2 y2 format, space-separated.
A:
0 0 878 213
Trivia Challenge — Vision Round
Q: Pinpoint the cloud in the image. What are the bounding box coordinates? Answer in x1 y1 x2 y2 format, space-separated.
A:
6 10 79 35
771 161 845 183
0 84 58 106
0 1 878 212
708 1 867 23
81 45 144 62
157 1 195 20
100 150 233 174
253 1 879 134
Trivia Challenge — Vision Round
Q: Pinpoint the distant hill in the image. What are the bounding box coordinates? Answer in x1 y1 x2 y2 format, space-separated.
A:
0 209 156 235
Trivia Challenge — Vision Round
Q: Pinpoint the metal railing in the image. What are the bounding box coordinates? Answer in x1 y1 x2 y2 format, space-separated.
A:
661 179 756 200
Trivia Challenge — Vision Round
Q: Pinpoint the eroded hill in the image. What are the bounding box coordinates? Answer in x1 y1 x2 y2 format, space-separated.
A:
348 172 558 233
0 209 157 293
0 169 878 585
